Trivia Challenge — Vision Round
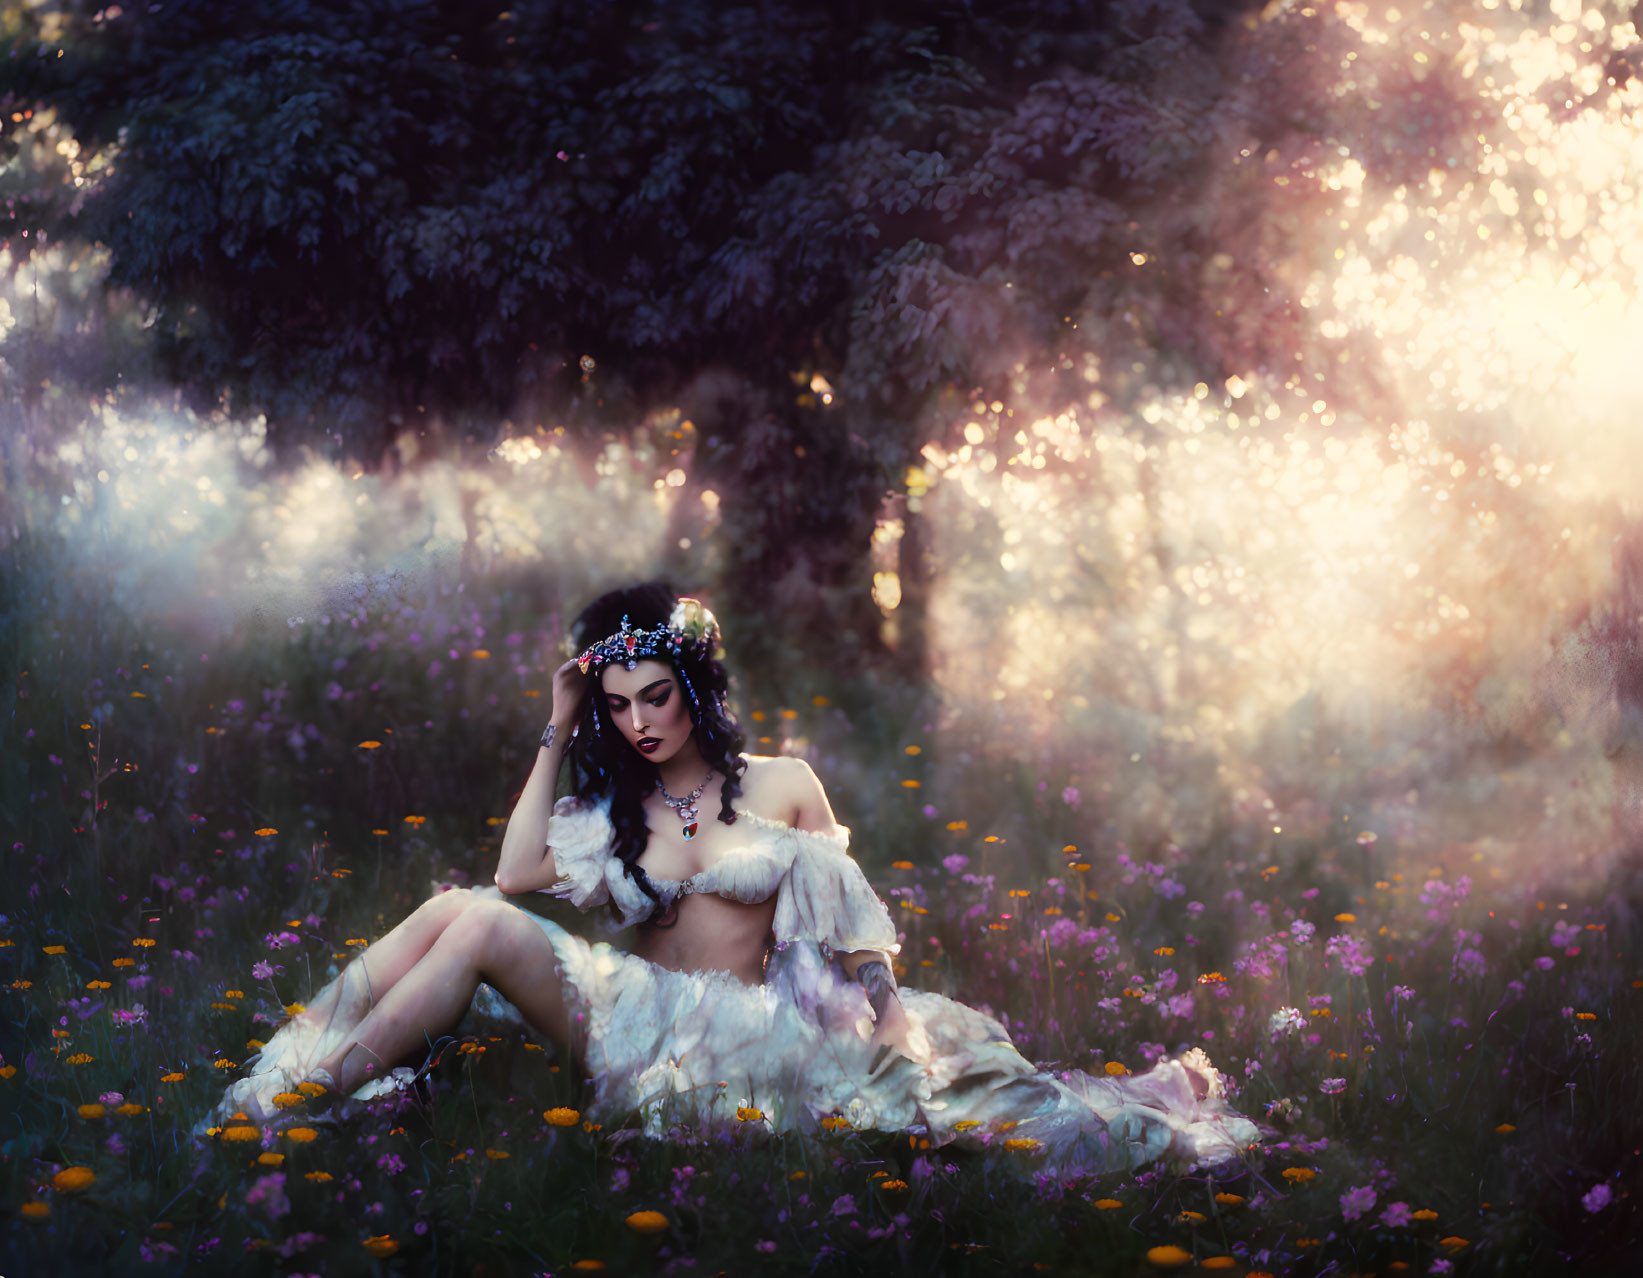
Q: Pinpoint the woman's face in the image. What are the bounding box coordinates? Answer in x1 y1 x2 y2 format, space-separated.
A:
599 659 695 763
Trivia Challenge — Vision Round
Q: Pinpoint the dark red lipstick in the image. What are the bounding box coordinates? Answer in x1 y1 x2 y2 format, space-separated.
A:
637 736 662 754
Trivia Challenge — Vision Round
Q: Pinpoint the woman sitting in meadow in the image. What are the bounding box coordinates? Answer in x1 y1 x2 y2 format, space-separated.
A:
213 583 1261 1171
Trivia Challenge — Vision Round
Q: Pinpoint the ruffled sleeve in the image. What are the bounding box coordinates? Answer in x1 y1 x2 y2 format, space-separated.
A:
541 794 616 910
771 824 901 956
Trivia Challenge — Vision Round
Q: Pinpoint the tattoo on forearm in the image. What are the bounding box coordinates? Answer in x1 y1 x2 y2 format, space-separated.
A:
855 959 896 1021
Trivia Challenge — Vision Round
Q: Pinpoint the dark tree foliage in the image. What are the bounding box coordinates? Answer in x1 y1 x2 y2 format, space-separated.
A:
3 0 1348 671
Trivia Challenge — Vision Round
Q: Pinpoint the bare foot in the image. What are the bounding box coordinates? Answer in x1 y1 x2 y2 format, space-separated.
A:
1178 1047 1223 1102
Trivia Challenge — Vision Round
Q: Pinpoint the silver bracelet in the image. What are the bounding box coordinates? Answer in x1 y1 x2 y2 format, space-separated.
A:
539 724 556 751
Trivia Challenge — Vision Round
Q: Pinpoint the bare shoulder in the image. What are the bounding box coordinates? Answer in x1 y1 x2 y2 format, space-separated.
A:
737 754 831 829
739 752 820 791
732 755 828 827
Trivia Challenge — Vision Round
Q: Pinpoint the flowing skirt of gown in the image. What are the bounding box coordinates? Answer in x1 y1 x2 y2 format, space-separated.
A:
212 886 1262 1173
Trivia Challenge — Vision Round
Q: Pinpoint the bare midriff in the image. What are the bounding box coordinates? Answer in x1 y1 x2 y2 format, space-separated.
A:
627 891 778 987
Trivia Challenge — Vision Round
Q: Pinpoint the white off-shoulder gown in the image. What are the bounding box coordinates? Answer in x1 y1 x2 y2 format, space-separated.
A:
214 798 1263 1172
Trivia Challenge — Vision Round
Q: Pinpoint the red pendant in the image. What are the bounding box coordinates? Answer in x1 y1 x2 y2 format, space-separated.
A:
682 822 698 840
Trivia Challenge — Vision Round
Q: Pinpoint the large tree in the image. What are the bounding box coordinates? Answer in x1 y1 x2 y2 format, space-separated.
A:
6 0 1546 680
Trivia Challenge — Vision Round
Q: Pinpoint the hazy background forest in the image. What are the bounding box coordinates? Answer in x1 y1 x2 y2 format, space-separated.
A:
3 0 1642 1273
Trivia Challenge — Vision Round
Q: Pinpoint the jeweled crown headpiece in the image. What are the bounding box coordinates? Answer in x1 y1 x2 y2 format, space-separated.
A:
576 597 722 675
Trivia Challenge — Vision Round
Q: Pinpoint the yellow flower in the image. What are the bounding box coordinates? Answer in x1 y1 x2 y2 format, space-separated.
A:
272 1092 304 1109
65 1053 95 1065
1202 1259 1237 1271
1154 946 1175 956
213 1059 237 1070
283 1003 306 1016
112 958 135 967
402 815 426 826
879 1178 910 1192
900 779 921 789
0 1066 16 1079
1334 913 1357 923
305 1171 333 1182
735 1106 765 1122
222 1125 261 1143
132 938 156 948
820 1115 852 1131
625 1210 669 1235
1003 1138 1041 1151
53 1166 97 1192
21 1200 50 1220
161 1072 185 1083
1440 1236 1470 1250
362 1235 399 1257
543 1107 580 1126
1213 1192 1245 1205
224 990 244 999
1104 1061 1128 1076
1495 1123 1516 1134
485 1149 509 1160
572 1263 606 1272
1412 1208 1439 1221
77 1103 107 1119
1145 1245 1192 1268
358 740 382 750
85 980 111 990
891 860 914 870
1177 1209 1206 1222
43 945 67 955
1093 1198 1124 1210
1281 1167 1316 1183
285 1127 319 1144
257 1152 284 1166
1575 1012 1596 1021
254 828 278 837
297 1079 327 1096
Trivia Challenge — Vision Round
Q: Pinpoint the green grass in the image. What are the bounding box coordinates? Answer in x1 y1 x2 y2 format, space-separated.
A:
2 526 1640 1276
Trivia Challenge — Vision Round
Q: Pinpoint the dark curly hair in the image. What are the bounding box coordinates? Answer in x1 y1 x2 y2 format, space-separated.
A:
566 582 747 925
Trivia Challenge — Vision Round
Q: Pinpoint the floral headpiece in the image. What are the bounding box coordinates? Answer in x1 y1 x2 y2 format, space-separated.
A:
576 597 722 675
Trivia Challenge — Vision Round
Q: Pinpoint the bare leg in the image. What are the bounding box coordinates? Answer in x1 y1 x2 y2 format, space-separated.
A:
309 895 572 1096
288 888 480 1045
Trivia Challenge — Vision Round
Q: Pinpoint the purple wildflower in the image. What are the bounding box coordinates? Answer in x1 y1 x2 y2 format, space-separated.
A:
1582 1182 1613 1212
1340 1183 1377 1221
1326 932 1372 976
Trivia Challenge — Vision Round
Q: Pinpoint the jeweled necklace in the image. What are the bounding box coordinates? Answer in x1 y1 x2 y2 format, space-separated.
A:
657 767 715 841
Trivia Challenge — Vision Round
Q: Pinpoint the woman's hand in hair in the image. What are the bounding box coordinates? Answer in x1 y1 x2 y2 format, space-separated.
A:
549 657 590 732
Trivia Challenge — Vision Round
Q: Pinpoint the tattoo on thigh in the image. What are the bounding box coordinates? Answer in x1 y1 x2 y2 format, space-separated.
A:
855 959 896 1021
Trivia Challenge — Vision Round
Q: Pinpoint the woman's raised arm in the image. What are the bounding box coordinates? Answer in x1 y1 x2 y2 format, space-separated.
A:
494 658 586 895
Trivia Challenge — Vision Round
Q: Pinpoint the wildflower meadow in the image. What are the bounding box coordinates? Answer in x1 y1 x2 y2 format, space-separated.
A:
7 0 1643 1272
3 525 1638 1276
